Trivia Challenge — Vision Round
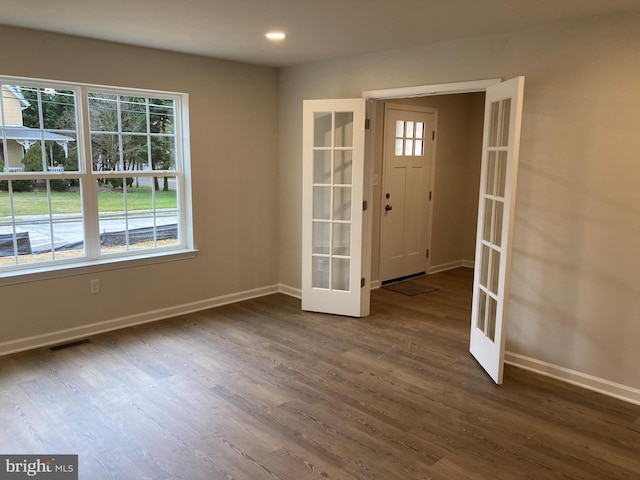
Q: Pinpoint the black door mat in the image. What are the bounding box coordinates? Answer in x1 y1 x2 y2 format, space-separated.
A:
382 280 439 296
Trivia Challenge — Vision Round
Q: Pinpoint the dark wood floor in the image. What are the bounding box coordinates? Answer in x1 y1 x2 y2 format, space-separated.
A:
1 268 639 479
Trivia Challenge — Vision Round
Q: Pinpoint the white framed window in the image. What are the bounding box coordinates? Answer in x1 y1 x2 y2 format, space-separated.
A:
0 75 193 281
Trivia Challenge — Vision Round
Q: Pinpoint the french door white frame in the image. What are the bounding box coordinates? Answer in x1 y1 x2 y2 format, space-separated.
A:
363 78 524 384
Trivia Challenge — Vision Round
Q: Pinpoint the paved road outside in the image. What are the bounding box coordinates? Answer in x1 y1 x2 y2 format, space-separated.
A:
0 211 178 254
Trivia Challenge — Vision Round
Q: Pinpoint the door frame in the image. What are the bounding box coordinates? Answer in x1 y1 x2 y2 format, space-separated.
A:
363 78 502 288
379 103 438 282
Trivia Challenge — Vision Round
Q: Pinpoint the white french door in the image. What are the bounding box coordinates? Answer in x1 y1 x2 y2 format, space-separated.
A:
301 99 369 317
469 77 525 384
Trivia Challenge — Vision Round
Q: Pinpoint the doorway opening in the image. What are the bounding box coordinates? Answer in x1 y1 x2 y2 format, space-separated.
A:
370 90 487 288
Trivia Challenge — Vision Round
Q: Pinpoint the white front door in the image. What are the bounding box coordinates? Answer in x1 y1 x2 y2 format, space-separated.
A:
380 104 435 283
469 77 525 384
301 99 369 317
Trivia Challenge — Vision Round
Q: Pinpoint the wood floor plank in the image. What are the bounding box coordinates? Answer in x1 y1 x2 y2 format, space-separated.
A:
1 267 639 479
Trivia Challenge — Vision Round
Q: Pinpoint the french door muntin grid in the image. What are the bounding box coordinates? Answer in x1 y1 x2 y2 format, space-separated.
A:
311 111 353 292
0 78 184 268
476 98 511 342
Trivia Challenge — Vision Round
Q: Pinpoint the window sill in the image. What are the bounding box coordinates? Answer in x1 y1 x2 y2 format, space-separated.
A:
0 249 198 287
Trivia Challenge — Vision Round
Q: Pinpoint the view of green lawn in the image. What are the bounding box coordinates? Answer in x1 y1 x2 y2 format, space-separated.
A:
0 186 177 217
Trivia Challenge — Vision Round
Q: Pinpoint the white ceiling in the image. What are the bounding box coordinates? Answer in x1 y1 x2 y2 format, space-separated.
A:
1 0 639 67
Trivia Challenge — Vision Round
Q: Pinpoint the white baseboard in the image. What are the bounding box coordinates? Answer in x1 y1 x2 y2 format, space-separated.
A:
370 280 381 290
0 284 281 357
429 259 474 274
8 283 637 408
505 351 640 406
278 284 301 299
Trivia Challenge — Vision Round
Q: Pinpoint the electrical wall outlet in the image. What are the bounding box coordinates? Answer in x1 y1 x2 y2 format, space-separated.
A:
90 279 100 294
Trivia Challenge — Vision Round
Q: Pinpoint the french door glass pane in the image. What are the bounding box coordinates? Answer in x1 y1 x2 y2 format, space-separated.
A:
478 290 487 332
332 223 350 256
314 150 332 184
314 112 332 147
493 201 504 247
487 296 498 341
487 151 496 195
480 244 489 287
490 249 501 295
313 186 331 220
312 256 330 288
333 150 352 185
497 151 508 198
332 258 350 291
489 101 500 147
482 199 493 242
334 112 353 148
313 222 330 254
500 99 512 147
333 186 351 221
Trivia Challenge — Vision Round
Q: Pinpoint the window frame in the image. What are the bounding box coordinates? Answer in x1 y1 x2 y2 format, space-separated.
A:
0 75 195 285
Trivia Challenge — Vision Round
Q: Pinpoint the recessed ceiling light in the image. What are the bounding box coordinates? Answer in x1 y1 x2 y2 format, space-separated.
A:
266 32 286 41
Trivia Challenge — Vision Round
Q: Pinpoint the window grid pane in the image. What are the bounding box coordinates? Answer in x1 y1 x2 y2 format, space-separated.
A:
1 76 189 273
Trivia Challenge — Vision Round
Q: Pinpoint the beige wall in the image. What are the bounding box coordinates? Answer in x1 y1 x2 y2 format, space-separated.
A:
279 12 640 390
0 26 280 344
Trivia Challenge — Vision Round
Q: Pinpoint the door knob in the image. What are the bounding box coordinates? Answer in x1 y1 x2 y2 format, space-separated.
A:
385 204 392 211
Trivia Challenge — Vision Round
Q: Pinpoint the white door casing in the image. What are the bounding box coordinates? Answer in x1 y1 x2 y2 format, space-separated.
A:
301 98 369 317
380 104 435 283
469 76 525 384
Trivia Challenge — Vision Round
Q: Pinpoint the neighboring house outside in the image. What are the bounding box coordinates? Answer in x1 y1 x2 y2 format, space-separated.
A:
0 84 73 172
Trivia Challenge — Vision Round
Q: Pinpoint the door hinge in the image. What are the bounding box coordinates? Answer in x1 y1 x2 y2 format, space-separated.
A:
365 118 371 130
361 277 366 288
432 130 435 140
363 200 368 211
429 191 432 201
426 249 430 258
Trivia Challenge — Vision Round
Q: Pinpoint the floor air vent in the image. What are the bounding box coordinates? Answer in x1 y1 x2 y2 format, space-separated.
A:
49 339 91 351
